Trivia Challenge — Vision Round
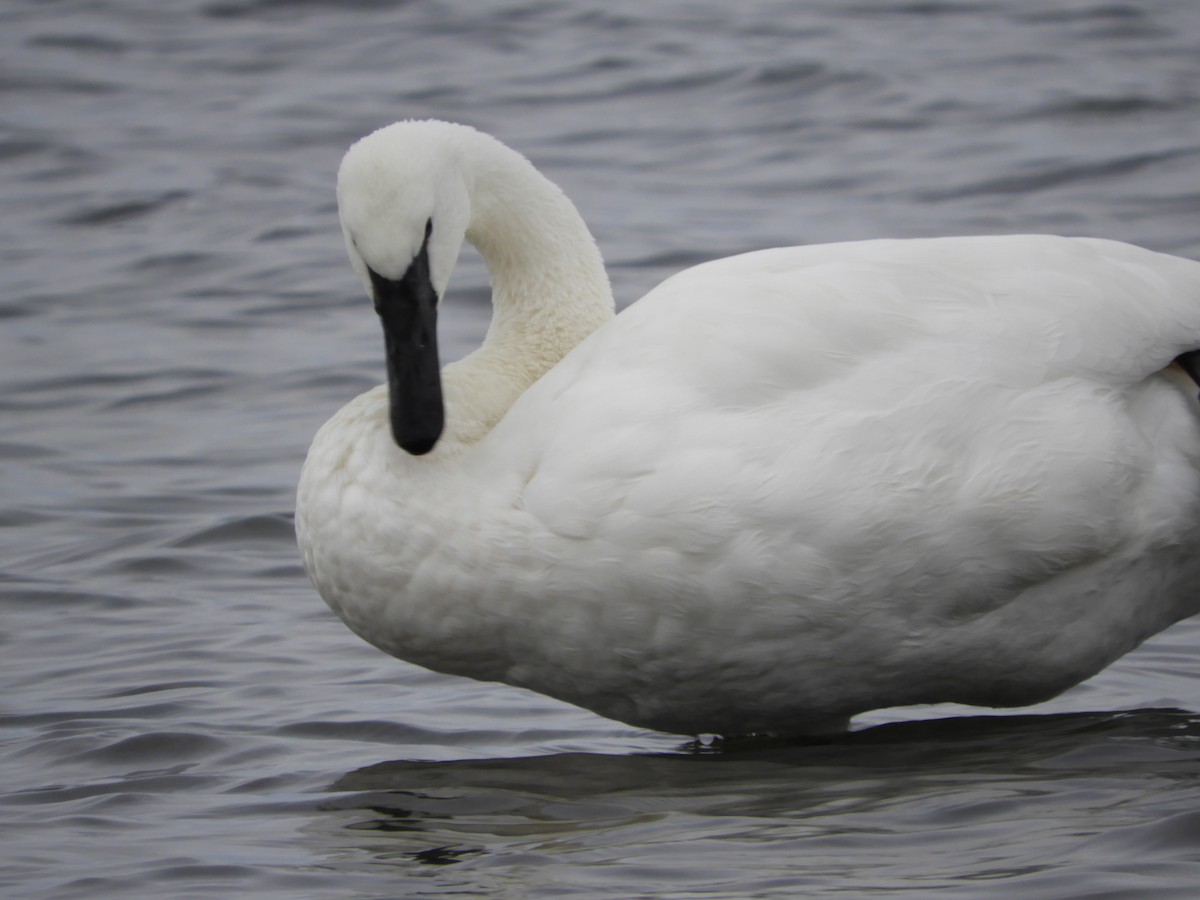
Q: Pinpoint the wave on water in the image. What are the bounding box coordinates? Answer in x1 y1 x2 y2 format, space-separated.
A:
3 0 1200 896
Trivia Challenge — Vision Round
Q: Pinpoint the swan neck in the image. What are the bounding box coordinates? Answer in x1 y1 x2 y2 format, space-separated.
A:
467 145 614 374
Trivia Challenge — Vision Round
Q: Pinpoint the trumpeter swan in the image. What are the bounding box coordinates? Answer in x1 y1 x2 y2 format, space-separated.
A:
296 120 1200 736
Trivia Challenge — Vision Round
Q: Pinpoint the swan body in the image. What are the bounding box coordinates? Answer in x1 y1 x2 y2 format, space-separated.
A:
297 120 1200 736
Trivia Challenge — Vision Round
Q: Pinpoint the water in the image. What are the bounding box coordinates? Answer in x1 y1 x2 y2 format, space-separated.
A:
4 0 1200 896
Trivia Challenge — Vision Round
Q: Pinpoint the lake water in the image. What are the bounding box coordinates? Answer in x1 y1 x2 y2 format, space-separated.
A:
4 1 1200 897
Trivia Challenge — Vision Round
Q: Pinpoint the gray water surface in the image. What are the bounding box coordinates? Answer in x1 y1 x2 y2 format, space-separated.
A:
5 1 1200 897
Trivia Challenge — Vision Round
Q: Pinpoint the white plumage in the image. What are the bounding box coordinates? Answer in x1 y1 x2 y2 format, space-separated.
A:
296 120 1200 736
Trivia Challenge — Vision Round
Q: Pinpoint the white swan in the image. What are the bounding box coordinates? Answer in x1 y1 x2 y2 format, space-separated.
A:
296 120 1200 737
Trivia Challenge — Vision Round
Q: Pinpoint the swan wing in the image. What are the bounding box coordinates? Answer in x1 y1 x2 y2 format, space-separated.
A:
482 235 1200 625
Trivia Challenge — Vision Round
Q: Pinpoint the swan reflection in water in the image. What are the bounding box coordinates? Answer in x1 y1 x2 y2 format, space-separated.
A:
311 709 1200 891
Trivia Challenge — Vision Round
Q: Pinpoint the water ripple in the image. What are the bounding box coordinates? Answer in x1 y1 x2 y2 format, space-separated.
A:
4 0 1200 896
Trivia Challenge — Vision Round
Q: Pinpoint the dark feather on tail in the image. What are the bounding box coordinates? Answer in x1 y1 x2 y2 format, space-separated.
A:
1175 350 1200 398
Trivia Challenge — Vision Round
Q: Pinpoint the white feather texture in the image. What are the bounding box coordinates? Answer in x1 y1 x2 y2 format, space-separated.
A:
296 120 1200 736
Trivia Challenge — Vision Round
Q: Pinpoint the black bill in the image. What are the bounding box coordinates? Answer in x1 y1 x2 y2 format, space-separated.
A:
369 231 444 455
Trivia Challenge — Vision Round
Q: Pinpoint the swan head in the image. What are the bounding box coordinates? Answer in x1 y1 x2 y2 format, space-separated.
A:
337 121 475 455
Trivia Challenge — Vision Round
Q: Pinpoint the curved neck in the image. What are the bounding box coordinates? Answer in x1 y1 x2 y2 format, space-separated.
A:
441 137 615 447
471 144 614 371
